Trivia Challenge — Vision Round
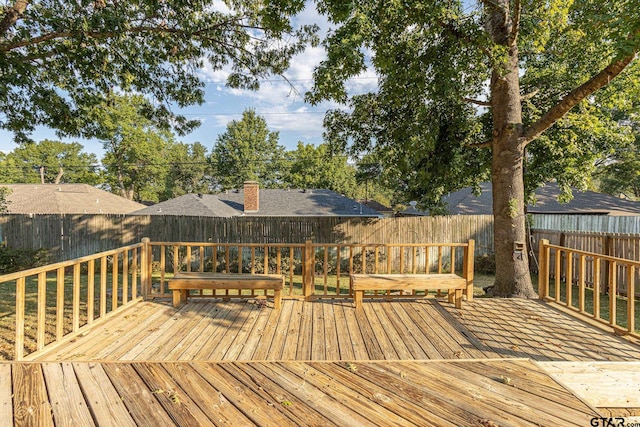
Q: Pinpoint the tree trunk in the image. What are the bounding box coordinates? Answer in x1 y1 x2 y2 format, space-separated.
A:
54 167 64 184
487 0 537 298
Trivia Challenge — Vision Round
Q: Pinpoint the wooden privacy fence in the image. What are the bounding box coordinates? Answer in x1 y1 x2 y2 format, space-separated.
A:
0 242 147 361
1 238 475 360
537 239 640 337
0 214 494 262
530 229 640 296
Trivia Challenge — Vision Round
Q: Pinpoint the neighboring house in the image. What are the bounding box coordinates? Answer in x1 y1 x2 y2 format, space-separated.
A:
400 182 640 216
357 199 394 217
0 184 146 214
132 181 382 217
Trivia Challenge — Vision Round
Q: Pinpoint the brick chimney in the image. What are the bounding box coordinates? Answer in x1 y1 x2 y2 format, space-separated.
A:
243 181 259 213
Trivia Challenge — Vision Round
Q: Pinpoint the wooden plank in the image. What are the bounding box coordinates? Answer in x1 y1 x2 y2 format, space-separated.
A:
331 300 356 360
221 362 335 426
139 301 214 360
294 298 314 360
191 362 299 426
101 363 175 426
72 363 136 427
15 277 26 361
0 365 13 427
308 362 457 427
36 272 47 351
361 303 399 359
351 273 466 290
311 300 327 359
540 361 640 408
341 301 372 360
180 302 239 360
322 301 341 360
253 362 377 426
353 304 385 360
168 273 284 290
237 300 282 360
205 302 256 360
222 302 266 360
280 361 419 427
279 300 304 360
41 363 95 427
12 364 53 427
132 362 214 426
161 363 256 426
431 361 597 424
71 302 170 360
264 297 295 360
163 302 233 360
375 362 546 427
246 300 280 360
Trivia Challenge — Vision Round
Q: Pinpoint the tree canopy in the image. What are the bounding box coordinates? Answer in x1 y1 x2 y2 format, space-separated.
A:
309 0 640 297
0 139 99 184
0 0 317 143
211 109 286 189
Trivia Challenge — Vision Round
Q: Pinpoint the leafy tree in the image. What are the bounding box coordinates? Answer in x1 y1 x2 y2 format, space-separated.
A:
0 1 317 143
597 135 640 200
0 139 99 184
96 95 176 202
309 1 640 297
0 186 10 212
211 109 286 189
284 142 357 195
163 141 212 199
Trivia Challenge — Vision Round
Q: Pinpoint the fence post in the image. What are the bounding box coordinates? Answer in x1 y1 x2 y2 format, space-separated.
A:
140 237 151 298
538 239 550 300
303 240 313 300
463 239 475 301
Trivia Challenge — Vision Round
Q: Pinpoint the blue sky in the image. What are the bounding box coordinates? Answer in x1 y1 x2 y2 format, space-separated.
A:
0 3 378 159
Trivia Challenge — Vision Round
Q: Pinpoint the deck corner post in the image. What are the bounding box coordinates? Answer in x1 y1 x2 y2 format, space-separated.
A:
538 239 550 300
464 239 475 301
141 237 152 298
303 240 313 300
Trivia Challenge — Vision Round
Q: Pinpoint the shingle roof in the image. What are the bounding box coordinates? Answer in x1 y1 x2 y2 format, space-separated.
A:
131 193 241 217
131 189 382 217
1 184 146 214
402 182 640 216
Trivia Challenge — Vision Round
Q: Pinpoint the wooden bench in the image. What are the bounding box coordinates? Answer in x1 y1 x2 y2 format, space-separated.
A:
168 272 284 309
351 273 468 309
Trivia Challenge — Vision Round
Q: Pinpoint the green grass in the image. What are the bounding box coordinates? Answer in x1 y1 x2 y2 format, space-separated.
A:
544 276 640 332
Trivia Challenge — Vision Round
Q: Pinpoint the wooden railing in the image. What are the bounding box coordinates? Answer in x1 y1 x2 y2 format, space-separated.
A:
145 240 475 301
538 239 640 337
1 238 474 360
0 242 147 360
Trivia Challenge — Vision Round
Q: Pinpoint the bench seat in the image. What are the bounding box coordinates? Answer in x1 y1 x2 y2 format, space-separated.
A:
350 273 467 309
168 272 284 309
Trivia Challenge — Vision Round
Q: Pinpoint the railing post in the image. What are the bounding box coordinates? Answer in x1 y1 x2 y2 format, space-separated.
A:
141 237 151 298
538 239 550 300
303 240 313 300
463 239 475 301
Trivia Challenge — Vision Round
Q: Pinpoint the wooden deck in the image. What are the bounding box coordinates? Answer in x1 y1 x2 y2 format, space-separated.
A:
35 298 640 362
13 298 640 424
3 359 600 426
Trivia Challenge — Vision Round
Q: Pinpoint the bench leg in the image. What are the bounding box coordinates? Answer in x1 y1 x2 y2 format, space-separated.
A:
172 289 185 308
454 289 462 309
354 290 363 309
273 289 282 310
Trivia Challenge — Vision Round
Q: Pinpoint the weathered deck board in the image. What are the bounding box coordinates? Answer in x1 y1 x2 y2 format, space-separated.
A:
0 359 604 426
33 298 640 363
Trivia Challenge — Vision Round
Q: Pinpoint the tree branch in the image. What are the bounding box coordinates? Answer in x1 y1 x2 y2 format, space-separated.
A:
0 0 29 36
466 140 492 149
509 0 521 46
463 97 491 107
522 51 637 145
0 18 248 52
520 88 539 101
